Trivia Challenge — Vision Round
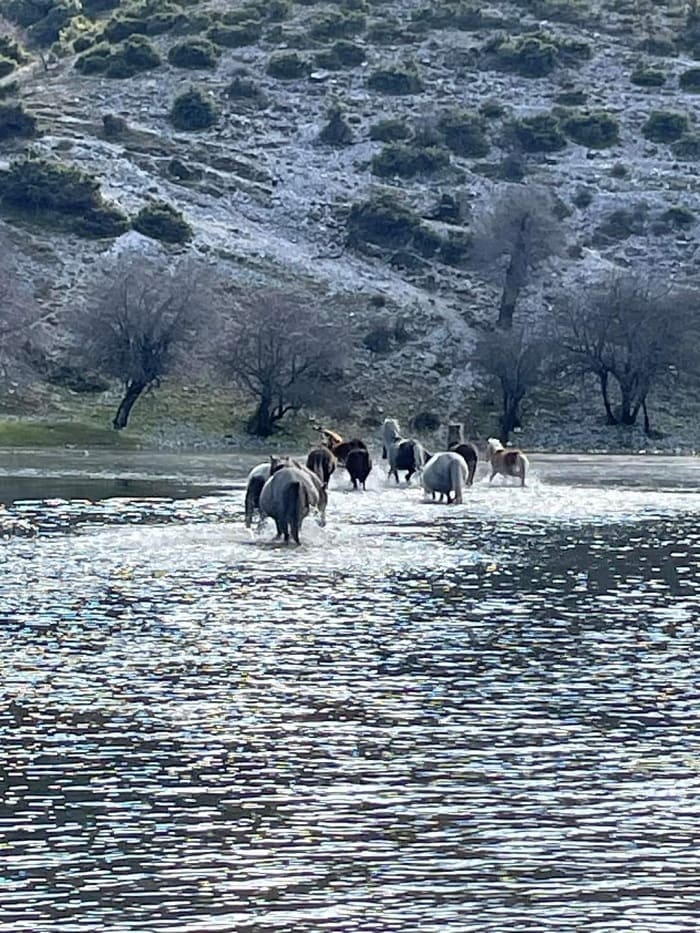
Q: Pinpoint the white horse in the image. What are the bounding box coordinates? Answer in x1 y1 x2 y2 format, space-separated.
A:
422 452 468 504
486 438 528 487
259 464 327 544
381 418 429 484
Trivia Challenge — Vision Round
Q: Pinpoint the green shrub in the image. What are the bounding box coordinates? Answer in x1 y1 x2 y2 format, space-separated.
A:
0 80 18 99
554 89 586 106
366 19 416 44
347 190 424 249
572 187 593 208
170 86 218 130
609 162 629 178
0 102 37 139
371 143 449 177
631 66 666 87
81 0 120 13
513 113 567 152
0 156 130 238
438 230 471 266
659 205 695 228
132 201 192 243
102 112 127 137
308 10 365 39
24 0 79 45
680 68 700 92
206 22 261 47
671 133 700 160
595 205 647 242
102 14 147 42
638 35 675 56
367 66 423 94
642 110 689 143
561 110 619 148
0 35 27 64
168 38 219 69
412 1 504 31
75 36 160 77
487 34 557 77
369 117 410 141
479 99 505 119
266 51 311 79
438 108 489 157
314 38 365 69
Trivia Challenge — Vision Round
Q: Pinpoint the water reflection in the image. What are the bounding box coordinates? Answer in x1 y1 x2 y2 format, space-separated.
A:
1 455 699 931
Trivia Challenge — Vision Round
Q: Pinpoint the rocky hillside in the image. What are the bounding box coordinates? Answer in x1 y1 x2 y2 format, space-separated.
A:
2 0 700 447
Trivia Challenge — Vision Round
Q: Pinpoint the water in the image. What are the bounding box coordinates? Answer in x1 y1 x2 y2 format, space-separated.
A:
1 449 699 932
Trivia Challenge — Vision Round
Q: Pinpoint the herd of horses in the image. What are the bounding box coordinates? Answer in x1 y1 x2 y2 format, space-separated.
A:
244 417 529 545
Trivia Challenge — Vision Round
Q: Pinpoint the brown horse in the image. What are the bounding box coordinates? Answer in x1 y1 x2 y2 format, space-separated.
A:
306 446 337 485
486 438 528 487
345 447 372 490
319 427 368 465
450 442 478 486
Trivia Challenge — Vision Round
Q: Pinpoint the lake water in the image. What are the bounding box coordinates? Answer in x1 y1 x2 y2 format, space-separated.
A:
1 449 699 932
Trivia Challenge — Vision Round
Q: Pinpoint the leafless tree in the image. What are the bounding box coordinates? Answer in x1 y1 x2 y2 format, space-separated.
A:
474 326 550 442
220 291 350 437
0 231 44 384
556 272 699 435
471 184 566 329
68 252 213 429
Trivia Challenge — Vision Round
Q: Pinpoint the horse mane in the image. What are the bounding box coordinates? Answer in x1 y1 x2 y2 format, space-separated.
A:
487 438 505 454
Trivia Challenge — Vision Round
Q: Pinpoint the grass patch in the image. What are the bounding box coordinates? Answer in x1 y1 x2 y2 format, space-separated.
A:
0 418 139 448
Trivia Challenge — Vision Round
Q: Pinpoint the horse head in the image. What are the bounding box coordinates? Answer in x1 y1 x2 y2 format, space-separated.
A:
486 438 504 462
381 418 402 451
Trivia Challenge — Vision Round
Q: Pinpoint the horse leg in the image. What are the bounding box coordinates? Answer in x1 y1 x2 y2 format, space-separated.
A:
468 463 476 486
489 470 496 483
406 469 414 484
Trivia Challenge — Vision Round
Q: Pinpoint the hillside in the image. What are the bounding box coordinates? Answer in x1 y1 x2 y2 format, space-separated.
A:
2 0 700 450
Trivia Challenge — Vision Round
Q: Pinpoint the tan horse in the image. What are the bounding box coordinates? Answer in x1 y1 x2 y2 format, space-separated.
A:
486 438 528 487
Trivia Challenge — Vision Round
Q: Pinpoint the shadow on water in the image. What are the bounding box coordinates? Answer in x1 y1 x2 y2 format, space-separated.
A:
1 448 700 931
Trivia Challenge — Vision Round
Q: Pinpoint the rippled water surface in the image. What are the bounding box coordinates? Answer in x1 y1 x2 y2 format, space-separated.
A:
1 449 700 932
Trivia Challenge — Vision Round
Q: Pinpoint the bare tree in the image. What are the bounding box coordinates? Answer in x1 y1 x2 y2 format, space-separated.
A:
556 272 699 435
0 231 44 383
471 184 566 329
474 326 550 442
68 252 213 429
220 291 350 437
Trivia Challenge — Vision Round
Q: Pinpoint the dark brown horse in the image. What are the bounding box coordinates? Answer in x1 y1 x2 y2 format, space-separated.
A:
345 448 372 490
319 428 368 465
306 446 336 485
449 442 478 486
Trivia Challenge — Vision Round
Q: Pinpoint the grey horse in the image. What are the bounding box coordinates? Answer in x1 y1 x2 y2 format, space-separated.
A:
381 417 429 484
422 451 468 505
244 461 272 527
259 464 328 544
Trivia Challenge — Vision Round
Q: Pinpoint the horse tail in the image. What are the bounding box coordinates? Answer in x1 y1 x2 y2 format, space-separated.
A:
450 456 463 505
283 479 305 544
381 445 387 460
244 476 264 527
519 452 528 487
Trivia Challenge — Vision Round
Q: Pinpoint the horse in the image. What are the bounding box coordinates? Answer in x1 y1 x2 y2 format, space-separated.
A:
320 428 368 465
345 447 372 490
422 452 468 504
244 461 272 527
259 464 328 544
306 446 336 485
381 417 430 484
449 442 478 486
486 438 528 487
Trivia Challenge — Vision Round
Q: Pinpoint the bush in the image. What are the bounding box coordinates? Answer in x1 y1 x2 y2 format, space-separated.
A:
561 110 619 148
25 0 79 46
0 55 15 78
367 66 423 94
609 162 629 178
132 201 192 243
206 22 261 47
0 102 37 139
314 38 365 69
487 34 557 77
101 14 147 42
308 10 365 39
0 157 130 238
480 99 505 119
554 88 586 106
638 35 675 56
0 35 27 65
412 411 440 432
680 68 700 92
369 117 410 141
631 66 666 87
225 72 265 105
102 113 128 137
412 1 504 31
438 108 489 157
438 230 471 266
168 38 220 69
513 113 567 152
266 51 311 79
595 205 647 242
170 86 218 130
75 36 160 78
572 187 593 208
347 190 424 249
671 133 700 160
659 205 695 228
371 143 449 177
642 110 689 143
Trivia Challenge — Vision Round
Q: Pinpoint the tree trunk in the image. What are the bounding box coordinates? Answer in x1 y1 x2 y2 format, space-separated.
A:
499 394 520 444
619 390 637 425
497 224 528 329
113 380 146 430
246 397 275 437
599 371 616 425
642 397 651 436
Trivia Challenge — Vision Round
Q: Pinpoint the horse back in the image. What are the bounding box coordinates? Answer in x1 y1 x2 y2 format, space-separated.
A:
346 447 371 482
